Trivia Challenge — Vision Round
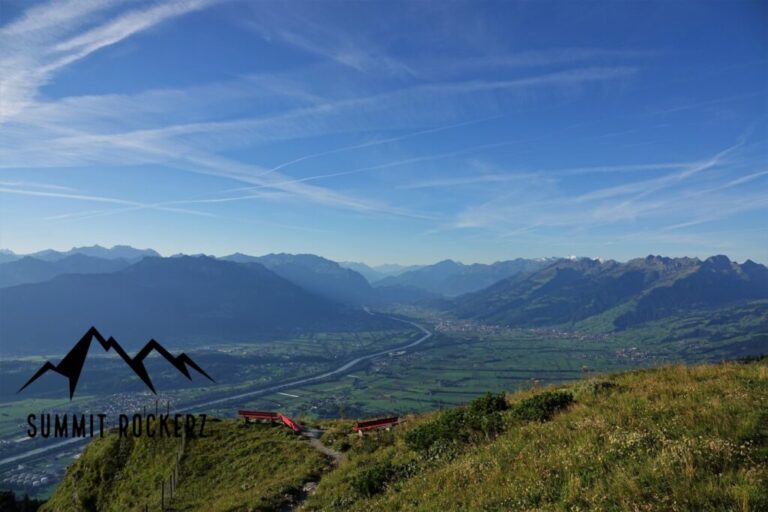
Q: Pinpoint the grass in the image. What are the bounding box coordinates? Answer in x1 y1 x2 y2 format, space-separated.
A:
36 359 768 511
41 420 326 512
302 358 768 511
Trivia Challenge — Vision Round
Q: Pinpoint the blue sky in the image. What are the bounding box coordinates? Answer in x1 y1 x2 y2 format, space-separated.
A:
0 0 766 264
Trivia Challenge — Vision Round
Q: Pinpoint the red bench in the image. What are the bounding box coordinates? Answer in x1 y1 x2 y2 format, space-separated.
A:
238 410 280 421
352 416 400 432
238 410 302 434
278 414 302 433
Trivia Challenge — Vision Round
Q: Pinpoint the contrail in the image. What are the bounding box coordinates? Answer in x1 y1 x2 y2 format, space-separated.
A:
253 115 503 179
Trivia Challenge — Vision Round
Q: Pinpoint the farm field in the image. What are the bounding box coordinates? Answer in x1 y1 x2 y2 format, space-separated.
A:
232 305 767 420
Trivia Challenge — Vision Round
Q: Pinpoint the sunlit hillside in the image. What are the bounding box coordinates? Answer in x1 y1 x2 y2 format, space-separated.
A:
43 358 767 511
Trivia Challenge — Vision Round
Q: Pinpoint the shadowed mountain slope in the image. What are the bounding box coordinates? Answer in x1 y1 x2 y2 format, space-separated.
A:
376 258 550 297
0 254 131 288
223 253 432 305
223 253 374 305
0 256 394 355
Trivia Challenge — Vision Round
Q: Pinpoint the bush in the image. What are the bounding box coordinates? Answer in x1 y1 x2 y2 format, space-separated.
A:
350 462 399 497
469 392 509 415
405 392 509 453
510 391 574 422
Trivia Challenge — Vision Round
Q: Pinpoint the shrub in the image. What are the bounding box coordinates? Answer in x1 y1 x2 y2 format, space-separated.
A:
350 462 399 497
405 392 509 453
404 411 458 453
469 392 509 415
510 391 574 422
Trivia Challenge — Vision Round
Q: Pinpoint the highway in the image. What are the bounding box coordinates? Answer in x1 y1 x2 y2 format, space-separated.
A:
181 316 432 412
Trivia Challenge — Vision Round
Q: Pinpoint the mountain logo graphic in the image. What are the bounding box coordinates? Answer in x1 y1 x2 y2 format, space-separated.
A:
18 327 215 399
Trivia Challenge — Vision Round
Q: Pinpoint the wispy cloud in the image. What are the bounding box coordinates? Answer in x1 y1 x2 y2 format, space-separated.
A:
721 169 768 188
554 162 693 176
0 186 212 218
0 180 76 192
261 115 502 176
0 0 223 122
442 138 767 236
401 174 537 190
418 67 637 96
2 65 636 168
226 138 532 195
576 143 741 204
401 161 695 190
644 91 767 117
243 4 416 77
0 61 636 223
417 48 651 79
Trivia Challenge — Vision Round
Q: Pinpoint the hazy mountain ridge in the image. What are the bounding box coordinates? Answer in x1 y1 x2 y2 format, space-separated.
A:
450 255 768 329
222 253 435 305
0 254 132 288
223 253 374 305
0 250 20 264
27 245 160 262
376 258 551 296
338 261 424 283
0 256 393 355
2 247 766 355
338 261 388 282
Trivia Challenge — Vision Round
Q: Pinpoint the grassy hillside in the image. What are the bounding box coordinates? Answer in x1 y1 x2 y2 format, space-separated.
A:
305 359 767 511
42 359 767 511
42 420 326 511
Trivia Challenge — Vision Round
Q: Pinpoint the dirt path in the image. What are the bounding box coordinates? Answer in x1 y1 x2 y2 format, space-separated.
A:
305 434 345 465
281 429 344 511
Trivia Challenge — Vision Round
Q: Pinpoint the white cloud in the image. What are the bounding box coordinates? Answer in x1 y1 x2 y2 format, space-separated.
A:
0 0 223 122
0 185 212 218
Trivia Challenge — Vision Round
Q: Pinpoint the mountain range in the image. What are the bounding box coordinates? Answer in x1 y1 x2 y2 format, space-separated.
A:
374 258 552 296
1 245 160 263
0 246 549 300
1 246 765 355
222 253 374 305
0 254 132 288
0 256 394 354
449 255 768 329
338 261 423 283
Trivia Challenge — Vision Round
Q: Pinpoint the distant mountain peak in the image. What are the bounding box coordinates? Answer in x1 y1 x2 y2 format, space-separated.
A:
434 259 461 267
704 254 732 267
18 327 214 399
26 245 160 262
